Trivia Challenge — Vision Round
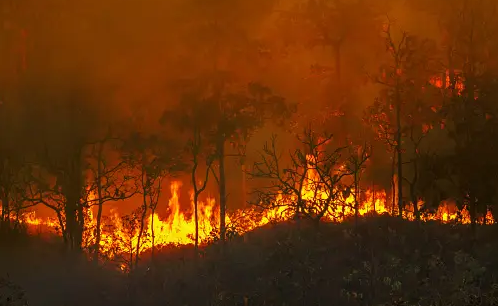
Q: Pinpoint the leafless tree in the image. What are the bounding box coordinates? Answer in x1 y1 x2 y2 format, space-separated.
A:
86 132 138 263
251 127 353 224
345 142 372 226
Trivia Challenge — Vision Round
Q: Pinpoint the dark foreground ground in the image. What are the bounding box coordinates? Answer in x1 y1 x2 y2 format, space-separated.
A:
1 215 498 306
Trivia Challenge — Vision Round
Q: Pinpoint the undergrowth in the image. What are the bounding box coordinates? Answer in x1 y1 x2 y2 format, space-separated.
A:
2 215 498 306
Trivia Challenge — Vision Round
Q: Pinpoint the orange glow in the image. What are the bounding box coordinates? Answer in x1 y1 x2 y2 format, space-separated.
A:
5 152 491 264
429 69 464 93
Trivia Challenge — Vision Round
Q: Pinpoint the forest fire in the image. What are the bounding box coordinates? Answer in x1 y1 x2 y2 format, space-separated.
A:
15 153 494 262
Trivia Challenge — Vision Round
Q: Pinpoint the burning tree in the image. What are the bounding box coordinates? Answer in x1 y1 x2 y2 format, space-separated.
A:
18 75 126 251
0 75 36 232
86 130 138 262
164 73 294 243
251 127 355 223
122 132 184 266
161 91 216 253
366 20 441 219
345 141 372 225
22 85 99 250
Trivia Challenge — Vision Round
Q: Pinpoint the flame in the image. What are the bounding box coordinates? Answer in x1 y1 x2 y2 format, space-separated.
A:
429 69 465 93
4 154 494 262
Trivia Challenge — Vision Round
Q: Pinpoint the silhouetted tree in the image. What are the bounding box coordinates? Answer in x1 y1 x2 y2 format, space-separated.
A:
367 21 440 218
165 75 294 243
251 127 353 223
279 0 384 88
122 132 183 266
162 94 217 253
345 142 371 225
86 130 138 262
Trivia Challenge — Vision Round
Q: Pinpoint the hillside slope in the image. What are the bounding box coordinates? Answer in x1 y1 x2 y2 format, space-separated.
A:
2 216 498 306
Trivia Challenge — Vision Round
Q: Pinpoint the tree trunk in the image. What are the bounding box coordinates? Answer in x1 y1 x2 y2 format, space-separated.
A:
217 137 227 243
391 152 396 215
135 181 148 268
410 187 419 221
194 193 199 251
94 198 104 261
395 85 403 218
65 188 84 251
150 204 156 260
65 193 77 249
56 211 67 244
63 152 85 251
411 159 420 221
75 198 84 250
93 144 104 262
354 170 359 227
241 160 247 208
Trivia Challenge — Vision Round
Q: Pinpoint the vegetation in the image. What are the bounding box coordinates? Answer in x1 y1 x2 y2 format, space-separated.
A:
0 0 498 305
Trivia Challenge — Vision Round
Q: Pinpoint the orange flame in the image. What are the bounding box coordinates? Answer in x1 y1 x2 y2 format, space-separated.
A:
5 153 494 261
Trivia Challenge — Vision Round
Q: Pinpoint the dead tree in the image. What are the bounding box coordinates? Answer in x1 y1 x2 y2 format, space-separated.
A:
345 142 372 226
189 126 214 253
251 127 352 223
87 133 138 263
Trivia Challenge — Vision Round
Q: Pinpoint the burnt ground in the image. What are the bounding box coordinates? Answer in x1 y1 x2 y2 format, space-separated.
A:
2 215 498 306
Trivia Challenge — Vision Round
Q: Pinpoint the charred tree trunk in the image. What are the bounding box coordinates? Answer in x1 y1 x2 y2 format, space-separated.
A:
192 160 200 252
217 136 227 243
241 158 247 208
194 192 199 249
75 197 84 250
354 170 359 227
65 192 79 250
150 201 156 260
56 211 67 245
93 143 104 262
410 184 419 221
61 150 85 251
135 169 148 268
411 158 420 221
395 85 403 218
391 152 396 215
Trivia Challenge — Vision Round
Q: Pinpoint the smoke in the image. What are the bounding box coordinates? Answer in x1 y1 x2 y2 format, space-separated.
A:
3 0 449 214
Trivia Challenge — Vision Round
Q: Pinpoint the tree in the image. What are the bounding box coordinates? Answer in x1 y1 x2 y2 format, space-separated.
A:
162 93 216 253
427 0 498 230
171 0 296 243
18 74 103 251
212 82 293 242
164 75 294 243
251 127 353 223
439 76 498 230
407 0 498 94
0 80 29 232
122 132 183 267
279 0 385 88
345 141 371 225
86 131 138 263
366 21 440 218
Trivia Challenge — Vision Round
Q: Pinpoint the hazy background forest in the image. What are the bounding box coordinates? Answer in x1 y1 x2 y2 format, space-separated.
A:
2 0 498 305
0 0 450 216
